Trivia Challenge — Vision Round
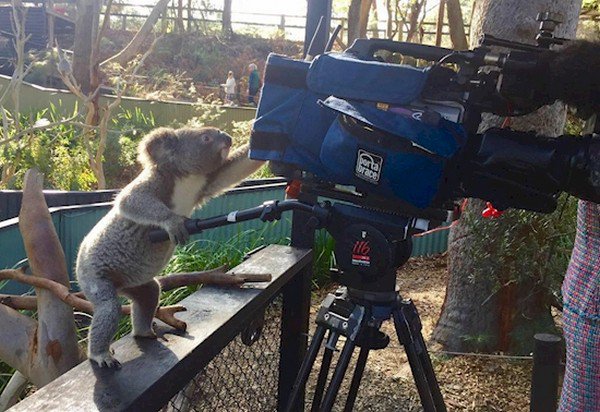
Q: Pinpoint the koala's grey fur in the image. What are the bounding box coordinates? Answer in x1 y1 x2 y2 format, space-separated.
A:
76 126 263 369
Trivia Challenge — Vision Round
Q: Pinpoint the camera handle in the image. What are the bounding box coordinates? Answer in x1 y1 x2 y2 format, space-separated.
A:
346 38 452 62
148 200 329 243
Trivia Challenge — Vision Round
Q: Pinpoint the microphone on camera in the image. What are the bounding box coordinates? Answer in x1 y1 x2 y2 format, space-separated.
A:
537 40 600 116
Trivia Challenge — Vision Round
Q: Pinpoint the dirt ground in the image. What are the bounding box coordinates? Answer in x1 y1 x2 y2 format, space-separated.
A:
306 255 533 412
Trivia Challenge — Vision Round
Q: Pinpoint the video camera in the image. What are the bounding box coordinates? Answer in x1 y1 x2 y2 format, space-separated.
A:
152 13 599 296
249 12 600 224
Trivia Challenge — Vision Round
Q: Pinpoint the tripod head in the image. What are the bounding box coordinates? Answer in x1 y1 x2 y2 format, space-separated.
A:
326 203 414 300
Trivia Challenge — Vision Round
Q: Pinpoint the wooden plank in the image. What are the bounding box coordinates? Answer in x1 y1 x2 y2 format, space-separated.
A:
9 245 312 412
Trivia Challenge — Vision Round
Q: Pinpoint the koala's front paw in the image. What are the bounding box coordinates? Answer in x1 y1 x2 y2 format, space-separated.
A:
165 215 190 245
89 352 122 369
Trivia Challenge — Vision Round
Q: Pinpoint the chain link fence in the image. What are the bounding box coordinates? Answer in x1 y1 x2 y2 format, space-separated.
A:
164 297 283 412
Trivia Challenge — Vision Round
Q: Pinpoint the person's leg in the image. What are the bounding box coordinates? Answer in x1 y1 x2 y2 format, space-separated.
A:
559 201 600 411
249 87 258 106
558 308 600 412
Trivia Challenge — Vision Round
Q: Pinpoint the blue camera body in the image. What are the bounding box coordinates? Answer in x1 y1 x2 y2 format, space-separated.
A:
250 52 467 209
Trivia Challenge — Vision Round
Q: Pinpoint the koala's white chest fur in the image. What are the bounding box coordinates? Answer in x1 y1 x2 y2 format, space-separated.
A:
171 174 207 217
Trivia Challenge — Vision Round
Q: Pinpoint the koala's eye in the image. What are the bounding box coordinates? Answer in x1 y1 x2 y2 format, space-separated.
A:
202 134 212 143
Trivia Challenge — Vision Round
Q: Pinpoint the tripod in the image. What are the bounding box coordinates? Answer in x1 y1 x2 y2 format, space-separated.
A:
285 285 446 412
148 199 447 411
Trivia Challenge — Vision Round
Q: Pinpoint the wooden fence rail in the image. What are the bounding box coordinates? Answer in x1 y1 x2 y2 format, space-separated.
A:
8 245 313 412
105 1 470 44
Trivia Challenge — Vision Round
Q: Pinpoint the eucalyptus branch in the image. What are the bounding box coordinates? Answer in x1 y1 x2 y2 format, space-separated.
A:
0 115 79 145
0 371 28 411
0 266 271 331
0 268 186 330
130 34 163 79
0 1 30 108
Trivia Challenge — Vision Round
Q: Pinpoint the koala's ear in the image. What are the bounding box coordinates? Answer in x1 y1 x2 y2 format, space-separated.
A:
138 128 178 168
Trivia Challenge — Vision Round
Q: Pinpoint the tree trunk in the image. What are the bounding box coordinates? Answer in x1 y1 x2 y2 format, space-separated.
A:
347 0 361 45
72 0 99 94
446 0 468 50
432 0 581 354
358 0 373 39
435 0 446 46
369 0 379 38
385 0 393 39
176 0 184 33
0 304 36 376
405 0 424 42
19 169 82 386
222 0 232 36
101 0 170 67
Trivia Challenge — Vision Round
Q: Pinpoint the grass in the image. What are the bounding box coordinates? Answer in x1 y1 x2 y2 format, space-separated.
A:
312 230 336 290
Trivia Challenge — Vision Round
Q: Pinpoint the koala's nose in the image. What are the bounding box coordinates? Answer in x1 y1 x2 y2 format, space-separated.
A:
220 133 232 148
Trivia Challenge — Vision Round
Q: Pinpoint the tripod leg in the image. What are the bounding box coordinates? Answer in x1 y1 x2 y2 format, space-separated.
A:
285 325 327 412
311 345 334 412
392 301 446 412
320 337 357 412
343 328 374 412
414 333 446 410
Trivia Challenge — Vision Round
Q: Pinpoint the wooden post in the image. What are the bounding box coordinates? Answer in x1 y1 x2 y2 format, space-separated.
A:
278 192 317 411
530 334 561 412
435 0 446 46
46 0 55 48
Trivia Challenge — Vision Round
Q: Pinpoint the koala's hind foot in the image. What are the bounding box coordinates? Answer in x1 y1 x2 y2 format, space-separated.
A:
81 276 122 369
89 351 122 369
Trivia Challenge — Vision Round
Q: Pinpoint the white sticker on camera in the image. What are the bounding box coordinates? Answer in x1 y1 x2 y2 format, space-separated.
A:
355 149 383 184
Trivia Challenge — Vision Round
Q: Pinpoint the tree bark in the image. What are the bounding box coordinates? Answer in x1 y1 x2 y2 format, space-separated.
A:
369 0 379 38
347 0 362 45
432 0 581 354
222 0 232 36
0 304 36 377
101 0 170 67
358 0 373 39
19 169 82 386
385 0 393 39
405 0 425 42
72 0 99 94
446 0 468 50
176 0 185 33
435 0 446 46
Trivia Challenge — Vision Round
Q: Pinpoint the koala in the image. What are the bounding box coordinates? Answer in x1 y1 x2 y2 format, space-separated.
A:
76 126 264 369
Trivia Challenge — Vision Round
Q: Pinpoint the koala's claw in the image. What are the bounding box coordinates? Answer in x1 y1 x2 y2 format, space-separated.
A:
89 352 122 369
166 216 190 245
